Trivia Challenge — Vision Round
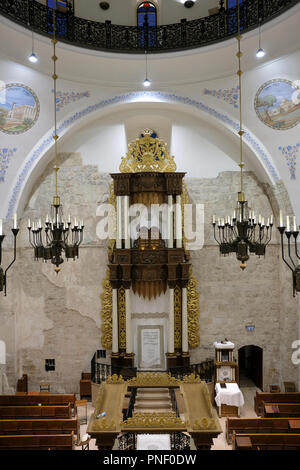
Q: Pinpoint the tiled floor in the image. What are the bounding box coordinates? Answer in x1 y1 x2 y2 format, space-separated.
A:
76 381 260 451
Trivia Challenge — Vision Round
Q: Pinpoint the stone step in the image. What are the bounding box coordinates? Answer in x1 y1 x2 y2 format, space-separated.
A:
133 408 172 414
137 388 170 393
135 394 171 401
134 401 172 409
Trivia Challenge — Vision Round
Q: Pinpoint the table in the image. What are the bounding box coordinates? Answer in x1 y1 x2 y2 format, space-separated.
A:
215 383 244 417
39 383 50 393
76 399 88 424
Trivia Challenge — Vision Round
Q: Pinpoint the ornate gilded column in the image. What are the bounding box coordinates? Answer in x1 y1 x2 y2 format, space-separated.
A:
175 195 182 248
116 196 122 249
112 288 119 355
182 286 188 354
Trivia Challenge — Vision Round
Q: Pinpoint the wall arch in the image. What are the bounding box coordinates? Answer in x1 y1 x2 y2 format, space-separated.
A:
5 90 281 219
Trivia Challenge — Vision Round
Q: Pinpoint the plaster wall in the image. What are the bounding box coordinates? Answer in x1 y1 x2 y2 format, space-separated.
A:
0 150 298 393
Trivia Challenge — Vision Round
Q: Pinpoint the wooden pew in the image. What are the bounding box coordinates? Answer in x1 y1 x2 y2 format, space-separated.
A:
232 432 300 450
0 418 80 439
262 403 300 418
0 404 72 419
226 417 300 444
0 394 76 408
254 391 300 416
0 432 75 450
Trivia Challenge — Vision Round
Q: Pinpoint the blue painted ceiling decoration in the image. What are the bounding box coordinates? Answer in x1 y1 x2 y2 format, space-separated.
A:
52 90 90 111
278 143 300 180
204 86 239 109
0 148 17 183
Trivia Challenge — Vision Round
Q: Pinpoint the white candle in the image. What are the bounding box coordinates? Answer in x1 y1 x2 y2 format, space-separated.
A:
270 215 273 225
74 218 77 227
293 216 296 232
280 210 283 227
68 214 71 224
267 218 270 227
46 214 49 223
286 216 290 232
212 215 216 224
0 219 2 236
233 210 236 219
14 213 17 229
28 219 31 228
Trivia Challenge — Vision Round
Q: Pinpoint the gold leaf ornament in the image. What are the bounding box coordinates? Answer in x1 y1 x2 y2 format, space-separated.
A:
119 129 176 173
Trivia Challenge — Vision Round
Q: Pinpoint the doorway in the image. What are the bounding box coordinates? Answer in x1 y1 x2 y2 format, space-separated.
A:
238 345 263 390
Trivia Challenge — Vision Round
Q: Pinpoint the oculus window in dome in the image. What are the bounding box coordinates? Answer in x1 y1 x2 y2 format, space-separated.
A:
0 84 40 135
254 79 300 131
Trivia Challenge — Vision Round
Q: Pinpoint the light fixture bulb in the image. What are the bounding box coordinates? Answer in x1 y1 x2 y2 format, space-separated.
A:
143 78 151 87
29 52 38 63
256 47 265 58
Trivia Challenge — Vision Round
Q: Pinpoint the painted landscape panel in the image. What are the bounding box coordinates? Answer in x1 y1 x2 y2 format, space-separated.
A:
255 79 300 130
0 83 40 135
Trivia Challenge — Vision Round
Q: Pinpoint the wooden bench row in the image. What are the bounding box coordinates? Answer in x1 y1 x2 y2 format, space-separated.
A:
254 391 300 416
0 433 75 450
0 404 72 419
226 417 300 444
263 403 300 418
0 418 79 437
232 432 300 450
0 394 76 408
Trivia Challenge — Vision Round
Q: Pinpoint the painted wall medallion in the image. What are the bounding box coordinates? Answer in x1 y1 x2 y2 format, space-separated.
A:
0 83 40 135
254 79 300 130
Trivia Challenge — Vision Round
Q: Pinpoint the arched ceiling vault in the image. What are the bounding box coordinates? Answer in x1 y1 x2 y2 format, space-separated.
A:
7 96 280 219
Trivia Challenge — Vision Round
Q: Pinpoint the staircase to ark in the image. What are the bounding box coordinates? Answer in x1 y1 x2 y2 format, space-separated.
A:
133 387 173 413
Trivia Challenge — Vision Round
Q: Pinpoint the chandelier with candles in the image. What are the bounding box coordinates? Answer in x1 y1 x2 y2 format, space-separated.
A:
28 2 84 273
277 210 300 296
0 215 19 295
212 1 273 270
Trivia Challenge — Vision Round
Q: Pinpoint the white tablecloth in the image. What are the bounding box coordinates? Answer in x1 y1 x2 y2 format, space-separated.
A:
213 341 235 350
137 434 171 450
215 382 244 407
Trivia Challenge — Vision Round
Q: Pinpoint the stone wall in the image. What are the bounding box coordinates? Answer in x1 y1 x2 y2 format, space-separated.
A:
0 153 298 393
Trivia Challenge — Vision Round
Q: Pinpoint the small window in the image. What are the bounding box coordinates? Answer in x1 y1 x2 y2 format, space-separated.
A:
47 1 73 37
45 359 55 372
227 0 246 34
137 2 157 48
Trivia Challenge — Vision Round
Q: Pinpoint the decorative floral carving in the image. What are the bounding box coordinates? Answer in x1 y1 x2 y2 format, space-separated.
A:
100 269 113 349
122 411 185 429
127 372 180 386
120 129 176 173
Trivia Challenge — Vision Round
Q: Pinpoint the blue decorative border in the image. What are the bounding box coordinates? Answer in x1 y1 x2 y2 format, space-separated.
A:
204 86 239 108
6 90 280 218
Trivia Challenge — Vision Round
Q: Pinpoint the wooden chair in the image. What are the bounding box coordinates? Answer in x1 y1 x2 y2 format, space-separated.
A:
284 382 296 392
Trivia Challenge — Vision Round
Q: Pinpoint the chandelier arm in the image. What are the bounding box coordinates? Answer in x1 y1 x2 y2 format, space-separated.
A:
287 234 296 269
4 229 19 295
279 231 294 272
264 227 273 246
213 225 220 245
0 236 4 266
294 234 300 260
28 229 35 249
